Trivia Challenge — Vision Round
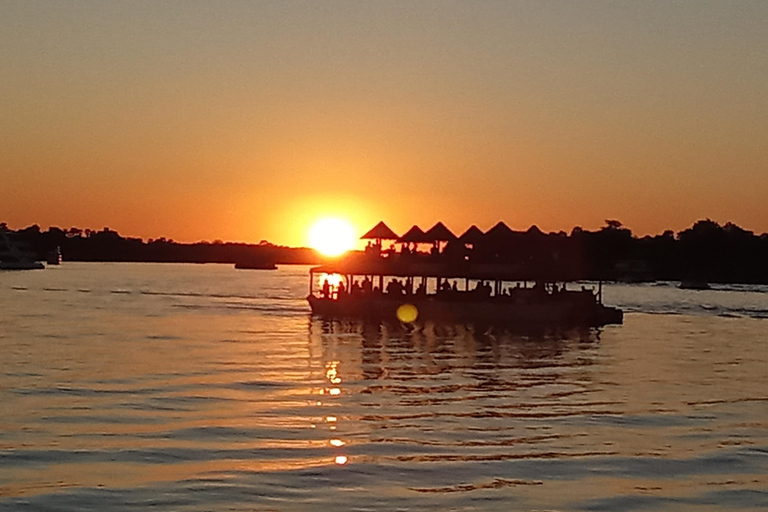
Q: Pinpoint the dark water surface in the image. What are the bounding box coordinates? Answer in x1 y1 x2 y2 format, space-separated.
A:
1 263 767 511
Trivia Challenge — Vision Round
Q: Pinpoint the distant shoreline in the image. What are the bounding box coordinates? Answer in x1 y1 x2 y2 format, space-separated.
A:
3 220 767 284
1 224 321 266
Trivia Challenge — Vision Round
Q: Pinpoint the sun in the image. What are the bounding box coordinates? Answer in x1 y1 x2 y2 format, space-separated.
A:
309 218 356 257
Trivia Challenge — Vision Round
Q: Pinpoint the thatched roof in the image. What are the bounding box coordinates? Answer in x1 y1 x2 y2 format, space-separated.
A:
484 221 515 240
526 224 544 236
459 225 485 244
360 221 399 240
424 222 457 242
398 225 431 243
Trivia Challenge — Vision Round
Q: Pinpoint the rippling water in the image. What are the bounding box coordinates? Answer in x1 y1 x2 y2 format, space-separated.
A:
1 263 767 511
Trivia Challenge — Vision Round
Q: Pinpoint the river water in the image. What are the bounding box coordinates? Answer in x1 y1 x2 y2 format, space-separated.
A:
1 263 767 511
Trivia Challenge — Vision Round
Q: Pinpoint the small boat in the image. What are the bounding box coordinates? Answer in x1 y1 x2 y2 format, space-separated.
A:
679 280 710 290
0 230 44 270
234 256 277 270
47 246 62 265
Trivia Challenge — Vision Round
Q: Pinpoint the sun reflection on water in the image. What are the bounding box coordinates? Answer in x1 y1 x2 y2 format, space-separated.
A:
326 360 342 384
320 360 347 465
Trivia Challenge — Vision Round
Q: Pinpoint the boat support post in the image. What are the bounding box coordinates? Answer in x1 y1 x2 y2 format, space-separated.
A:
309 269 314 297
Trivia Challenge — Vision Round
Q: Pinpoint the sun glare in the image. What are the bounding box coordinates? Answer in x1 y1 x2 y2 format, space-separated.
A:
309 218 356 257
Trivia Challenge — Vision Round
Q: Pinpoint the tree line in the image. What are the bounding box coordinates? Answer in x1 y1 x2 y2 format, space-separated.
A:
3 219 767 283
462 219 768 284
1 223 319 265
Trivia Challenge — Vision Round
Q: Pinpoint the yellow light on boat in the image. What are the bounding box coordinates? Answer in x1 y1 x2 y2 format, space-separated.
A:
396 303 418 323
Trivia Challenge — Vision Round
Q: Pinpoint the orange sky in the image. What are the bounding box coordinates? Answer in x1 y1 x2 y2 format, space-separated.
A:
2 2 767 246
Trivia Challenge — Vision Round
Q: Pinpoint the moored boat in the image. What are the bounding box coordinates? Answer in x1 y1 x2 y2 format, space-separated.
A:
0 230 44 270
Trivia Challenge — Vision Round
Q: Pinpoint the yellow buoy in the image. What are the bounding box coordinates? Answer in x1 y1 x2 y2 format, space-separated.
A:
396 303 419 323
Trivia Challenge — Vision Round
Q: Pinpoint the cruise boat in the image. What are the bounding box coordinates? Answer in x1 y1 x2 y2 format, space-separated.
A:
307 222 623 327
0 230 44 270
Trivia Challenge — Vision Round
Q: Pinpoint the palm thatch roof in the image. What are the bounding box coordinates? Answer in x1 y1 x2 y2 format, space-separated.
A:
526 224 544 236
459 225 485 244
360 221 399 241
424 222 457 242
484 221 515 241
398 225 431 243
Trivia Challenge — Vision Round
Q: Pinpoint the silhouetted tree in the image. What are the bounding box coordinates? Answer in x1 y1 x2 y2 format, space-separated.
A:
4 220 766 283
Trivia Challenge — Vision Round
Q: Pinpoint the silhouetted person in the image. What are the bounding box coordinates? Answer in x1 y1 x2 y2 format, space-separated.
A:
322 280 330 299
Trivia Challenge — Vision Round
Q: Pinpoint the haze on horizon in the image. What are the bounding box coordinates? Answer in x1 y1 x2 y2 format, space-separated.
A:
2 1 767 247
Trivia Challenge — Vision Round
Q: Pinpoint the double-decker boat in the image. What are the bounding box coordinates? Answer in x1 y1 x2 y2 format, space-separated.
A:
307 222 623 327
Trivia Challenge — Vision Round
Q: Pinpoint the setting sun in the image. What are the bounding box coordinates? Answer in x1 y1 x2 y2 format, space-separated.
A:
309 218 356 257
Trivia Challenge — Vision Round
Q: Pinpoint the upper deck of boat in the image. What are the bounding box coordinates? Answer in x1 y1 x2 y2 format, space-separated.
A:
310 220 596 283
310 251 582 283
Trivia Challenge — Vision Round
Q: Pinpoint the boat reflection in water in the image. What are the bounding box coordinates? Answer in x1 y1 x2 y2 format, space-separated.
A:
312 318 598 378
307 316 606 485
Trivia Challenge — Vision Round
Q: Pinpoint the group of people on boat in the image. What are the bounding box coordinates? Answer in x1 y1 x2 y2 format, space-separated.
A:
318 275 597 305
365 240 462 261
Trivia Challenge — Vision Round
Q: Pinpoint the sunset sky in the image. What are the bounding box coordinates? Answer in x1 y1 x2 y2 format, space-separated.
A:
2 1 767 247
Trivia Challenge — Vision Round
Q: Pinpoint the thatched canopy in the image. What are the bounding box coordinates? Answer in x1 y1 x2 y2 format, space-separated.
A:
459 225 485 244
526 224 544 236
484 221 516 242
398 225 431 243
424 222 457 242
361 221 399 241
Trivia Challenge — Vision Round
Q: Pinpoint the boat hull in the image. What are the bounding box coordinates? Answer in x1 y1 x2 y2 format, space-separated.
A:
0 261 44 270
308 295 622 327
